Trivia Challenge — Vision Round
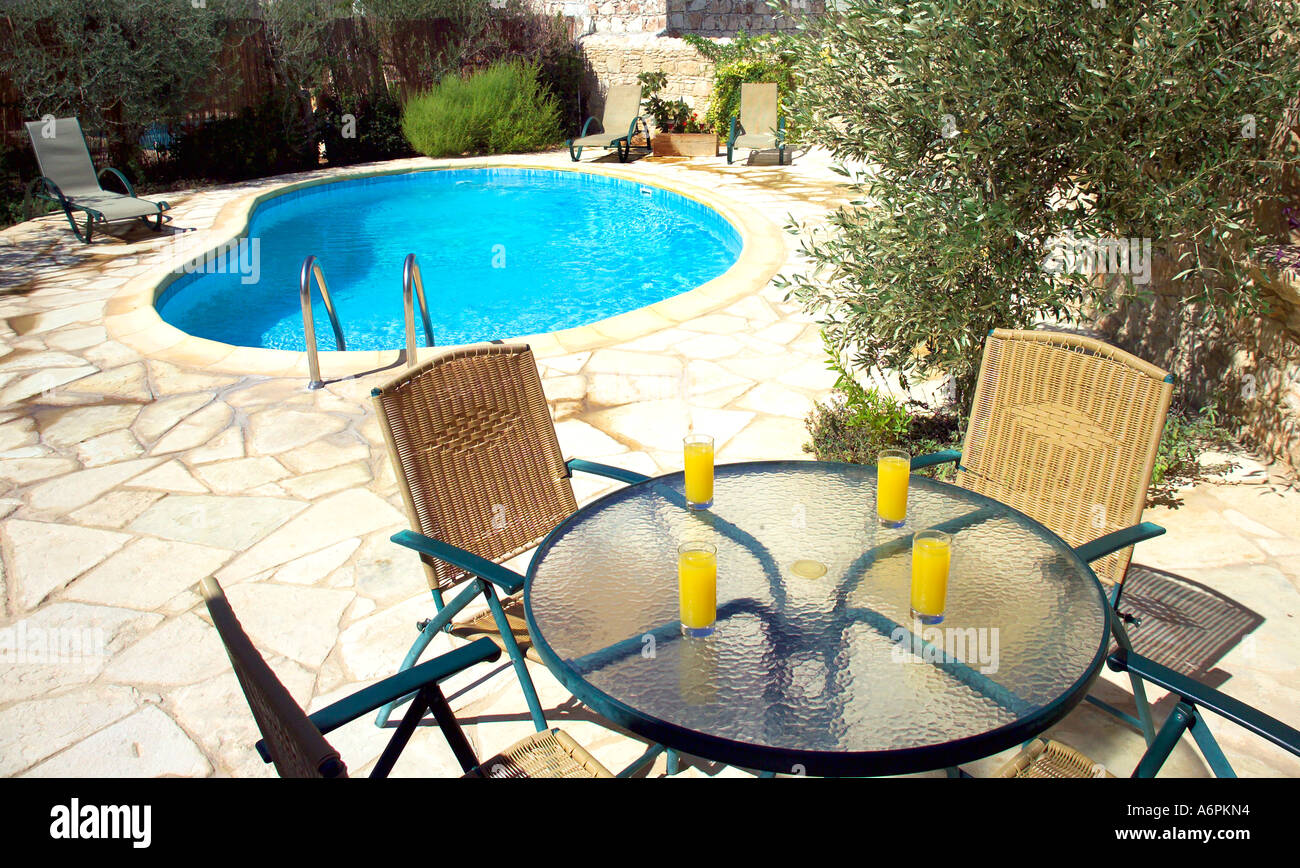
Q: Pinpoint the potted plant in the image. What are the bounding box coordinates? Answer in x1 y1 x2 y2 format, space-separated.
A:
638 72 716 157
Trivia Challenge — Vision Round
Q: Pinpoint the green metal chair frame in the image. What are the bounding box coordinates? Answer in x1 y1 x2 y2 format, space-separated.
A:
23 117 169 243
994 541 1300 776
202 576 616 777
1109 615 1300 777
567 85 651 163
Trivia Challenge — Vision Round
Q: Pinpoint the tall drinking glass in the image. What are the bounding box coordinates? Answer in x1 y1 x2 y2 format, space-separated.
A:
877 448 910 528
910 529 952 624
678 541 717 638
683 434 714 510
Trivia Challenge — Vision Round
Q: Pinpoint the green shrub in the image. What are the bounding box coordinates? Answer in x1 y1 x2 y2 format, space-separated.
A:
778 0 1300 411
317 92 414 166
683 31 796 140
402 60 561 158
158 91 319 185
638 71 708 133
804 346 962 478
1148 399 1239 506
0 140 40 231
2 0 226 166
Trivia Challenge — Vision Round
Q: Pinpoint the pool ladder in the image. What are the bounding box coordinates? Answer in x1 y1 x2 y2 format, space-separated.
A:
298 254 435 391
299 255 345 390
402 253 435 367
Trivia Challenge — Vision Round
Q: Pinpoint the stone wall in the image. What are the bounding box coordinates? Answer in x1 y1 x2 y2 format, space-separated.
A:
1095 256 1300 473
578 33 716 116
531 0 823 122
665 0 820 36
531 0 824 37
532 0 665 35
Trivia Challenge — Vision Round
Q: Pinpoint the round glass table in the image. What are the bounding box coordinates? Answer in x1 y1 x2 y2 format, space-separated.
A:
524 461 1112 776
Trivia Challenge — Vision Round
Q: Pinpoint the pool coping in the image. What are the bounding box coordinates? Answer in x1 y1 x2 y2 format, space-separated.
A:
103 155 789 378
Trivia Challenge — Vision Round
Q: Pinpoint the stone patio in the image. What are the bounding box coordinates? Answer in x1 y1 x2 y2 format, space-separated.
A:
1 148 1297 778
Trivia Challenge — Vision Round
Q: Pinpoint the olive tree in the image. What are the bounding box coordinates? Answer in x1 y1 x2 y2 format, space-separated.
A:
778 0 1300 408
2 0 229 162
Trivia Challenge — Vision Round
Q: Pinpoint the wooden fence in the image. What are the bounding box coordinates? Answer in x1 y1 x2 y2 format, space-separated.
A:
0 13 580 154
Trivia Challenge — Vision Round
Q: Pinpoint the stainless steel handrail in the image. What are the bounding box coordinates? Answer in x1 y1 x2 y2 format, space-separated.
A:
402 253 435 367
299 255 346 390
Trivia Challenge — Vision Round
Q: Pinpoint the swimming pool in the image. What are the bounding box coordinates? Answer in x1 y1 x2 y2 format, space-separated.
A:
155 167 744 351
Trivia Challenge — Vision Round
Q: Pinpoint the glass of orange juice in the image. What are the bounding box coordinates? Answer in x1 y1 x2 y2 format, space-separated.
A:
877 448 910 528
678 541 717 638
910 529 952 624
683 434 714 510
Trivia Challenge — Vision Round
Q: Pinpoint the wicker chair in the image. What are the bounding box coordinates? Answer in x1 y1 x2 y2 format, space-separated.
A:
996 738 1114 778
908 331 1300 777
369 342 649 731
201 577 613 778
913 329 1175 774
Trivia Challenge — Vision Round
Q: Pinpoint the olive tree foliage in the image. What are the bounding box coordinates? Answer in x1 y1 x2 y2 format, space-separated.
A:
363 0 499 93
234 0 354 94
776 0 1300 409
238 0 507 97
1 0 228 154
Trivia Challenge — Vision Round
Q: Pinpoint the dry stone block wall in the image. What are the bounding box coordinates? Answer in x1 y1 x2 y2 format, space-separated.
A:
579 33 715 115
533 0 824 35
531 0 825 121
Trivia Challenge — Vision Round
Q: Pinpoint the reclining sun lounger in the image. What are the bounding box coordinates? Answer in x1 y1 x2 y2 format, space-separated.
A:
727 83 787 166
567 85 650 163
24 117 170 243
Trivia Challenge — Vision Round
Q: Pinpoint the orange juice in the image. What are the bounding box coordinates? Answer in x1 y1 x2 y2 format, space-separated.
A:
678 546 717 634
683 435 714 508
877 451 910 526
910 531 952 622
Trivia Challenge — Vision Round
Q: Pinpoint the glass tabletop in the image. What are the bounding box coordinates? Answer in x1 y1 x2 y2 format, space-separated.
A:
524 460 1112 776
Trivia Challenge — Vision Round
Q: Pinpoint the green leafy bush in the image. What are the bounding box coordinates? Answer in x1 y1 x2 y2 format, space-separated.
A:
637 72 709 134
683 31 796 139
1148 399 1239 506
402 60 561 157
317 93 414 166
159 91 320 184
0 141 40 231
778 0 1300 411
804 346 962 478
2 0 227 166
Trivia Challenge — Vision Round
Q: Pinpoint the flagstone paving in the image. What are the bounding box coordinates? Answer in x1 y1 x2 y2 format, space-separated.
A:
1 149 1298 778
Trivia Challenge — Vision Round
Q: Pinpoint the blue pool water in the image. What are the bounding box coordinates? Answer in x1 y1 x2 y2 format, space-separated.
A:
156 167 743 351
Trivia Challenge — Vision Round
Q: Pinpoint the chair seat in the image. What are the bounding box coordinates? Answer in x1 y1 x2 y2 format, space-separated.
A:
571 132 623 147
464 728 614 778
68 192 165 221
449 596 543 664
995 738 1115 778
734 133 778 150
